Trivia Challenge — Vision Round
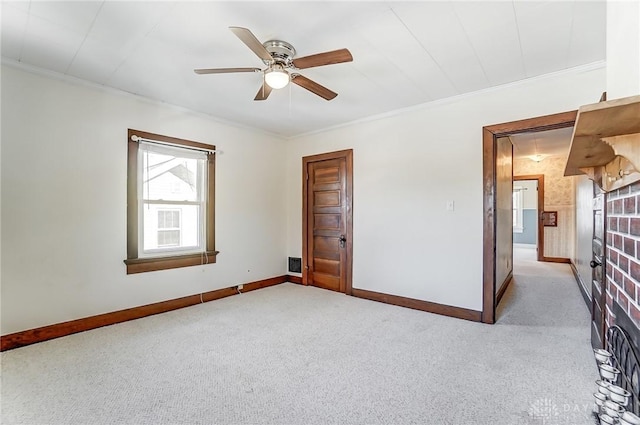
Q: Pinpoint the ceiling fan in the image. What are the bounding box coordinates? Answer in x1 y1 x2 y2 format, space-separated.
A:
194 27 353 101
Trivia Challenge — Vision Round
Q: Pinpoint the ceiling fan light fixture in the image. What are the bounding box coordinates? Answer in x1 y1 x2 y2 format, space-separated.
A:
264 64 290 89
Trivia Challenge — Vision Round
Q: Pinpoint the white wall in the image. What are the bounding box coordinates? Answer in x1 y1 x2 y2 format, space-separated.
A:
1 65 288 334
285 65 605 312
607 0 640 99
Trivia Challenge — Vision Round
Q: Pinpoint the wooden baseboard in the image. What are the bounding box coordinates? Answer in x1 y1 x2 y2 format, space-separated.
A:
496 272 514 305
543 256 571 264
239 276 287 293
286 275 303 284
351 288 482 322
1 275 287 352
570 260 592 310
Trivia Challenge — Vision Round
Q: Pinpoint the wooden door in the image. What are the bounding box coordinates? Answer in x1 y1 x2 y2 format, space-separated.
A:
591 188 606 349
302 150 353 294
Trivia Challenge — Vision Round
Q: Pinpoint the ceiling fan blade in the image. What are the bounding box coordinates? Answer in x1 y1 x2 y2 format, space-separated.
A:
292 48 353 69
194 67 261 75
254 81 273 101
291 74 337 100
229 26 273 63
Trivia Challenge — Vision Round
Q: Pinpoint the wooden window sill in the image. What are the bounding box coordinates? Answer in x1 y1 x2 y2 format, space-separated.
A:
124 251 219 274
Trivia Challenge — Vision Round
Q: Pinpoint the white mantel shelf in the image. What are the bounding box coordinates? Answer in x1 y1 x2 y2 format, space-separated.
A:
564 94 640 192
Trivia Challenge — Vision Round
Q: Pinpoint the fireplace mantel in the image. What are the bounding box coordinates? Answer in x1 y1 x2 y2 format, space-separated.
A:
564 94 640 192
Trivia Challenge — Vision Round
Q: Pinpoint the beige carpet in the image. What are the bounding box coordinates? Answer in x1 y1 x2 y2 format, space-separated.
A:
1 258 597 424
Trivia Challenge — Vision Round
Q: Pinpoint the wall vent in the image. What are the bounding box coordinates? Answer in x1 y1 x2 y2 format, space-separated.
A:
288 257 302 273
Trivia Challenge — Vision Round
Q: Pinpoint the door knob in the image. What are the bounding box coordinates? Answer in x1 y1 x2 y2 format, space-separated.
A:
590 260 602 268
339 235 346 248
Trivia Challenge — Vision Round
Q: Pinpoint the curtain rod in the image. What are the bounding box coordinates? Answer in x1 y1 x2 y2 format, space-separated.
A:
131 135 217 154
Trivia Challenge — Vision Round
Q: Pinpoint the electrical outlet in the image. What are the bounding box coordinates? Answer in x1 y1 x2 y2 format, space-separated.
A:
446 200 455 211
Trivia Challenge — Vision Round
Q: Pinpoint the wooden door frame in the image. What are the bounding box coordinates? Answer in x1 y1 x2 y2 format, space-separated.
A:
482 110 577 324
302 149 354 295
513 174 545 262
592 191 607 349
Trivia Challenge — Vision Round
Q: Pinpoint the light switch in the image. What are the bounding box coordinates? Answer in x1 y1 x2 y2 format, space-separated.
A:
446 200 455 211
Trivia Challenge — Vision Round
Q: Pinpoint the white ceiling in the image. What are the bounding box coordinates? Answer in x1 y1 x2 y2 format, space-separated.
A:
1 1 606 137
510 126 574 160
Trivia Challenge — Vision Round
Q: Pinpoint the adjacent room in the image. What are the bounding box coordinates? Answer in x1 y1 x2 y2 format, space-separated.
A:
2 1 640 424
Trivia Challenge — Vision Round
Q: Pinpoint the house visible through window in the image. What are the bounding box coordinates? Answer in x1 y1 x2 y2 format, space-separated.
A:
125 129 217 274
157 210 181 247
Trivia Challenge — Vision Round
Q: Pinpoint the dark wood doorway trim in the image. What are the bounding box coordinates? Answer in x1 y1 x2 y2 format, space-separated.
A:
482 110 577 324
513 174 545 262
302 149 354 295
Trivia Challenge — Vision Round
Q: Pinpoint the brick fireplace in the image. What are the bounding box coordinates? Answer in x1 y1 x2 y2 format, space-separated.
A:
606 181 640 333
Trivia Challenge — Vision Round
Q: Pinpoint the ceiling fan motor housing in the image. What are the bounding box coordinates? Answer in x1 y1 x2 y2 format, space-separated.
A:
262 40 296 66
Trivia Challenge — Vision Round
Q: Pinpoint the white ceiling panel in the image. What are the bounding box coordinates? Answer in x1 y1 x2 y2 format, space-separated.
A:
146 3 236 62
2 0 28 12
66 36 126 84
20 14 86 73
452 1 526 86
28 1 103 35
346 49 425 110
19 39 74 74
353 8 454 101
515 1 575 77
511 126 573 159
1 3 28 59
109 37 192 102
0 1 606 137
567 0 606 68
87 1 175 50
392 2 489 93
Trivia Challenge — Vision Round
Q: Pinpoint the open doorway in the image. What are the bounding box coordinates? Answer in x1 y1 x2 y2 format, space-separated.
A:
510 128 575 264
482 111 577 324
513 175 544 263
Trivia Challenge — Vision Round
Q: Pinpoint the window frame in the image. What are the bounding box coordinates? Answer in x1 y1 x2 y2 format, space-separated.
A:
125 129 217 274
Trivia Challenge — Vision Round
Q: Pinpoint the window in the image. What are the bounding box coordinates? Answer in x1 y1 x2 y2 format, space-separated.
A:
139 142 205 256
513 187 523 233
125 129 217 274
